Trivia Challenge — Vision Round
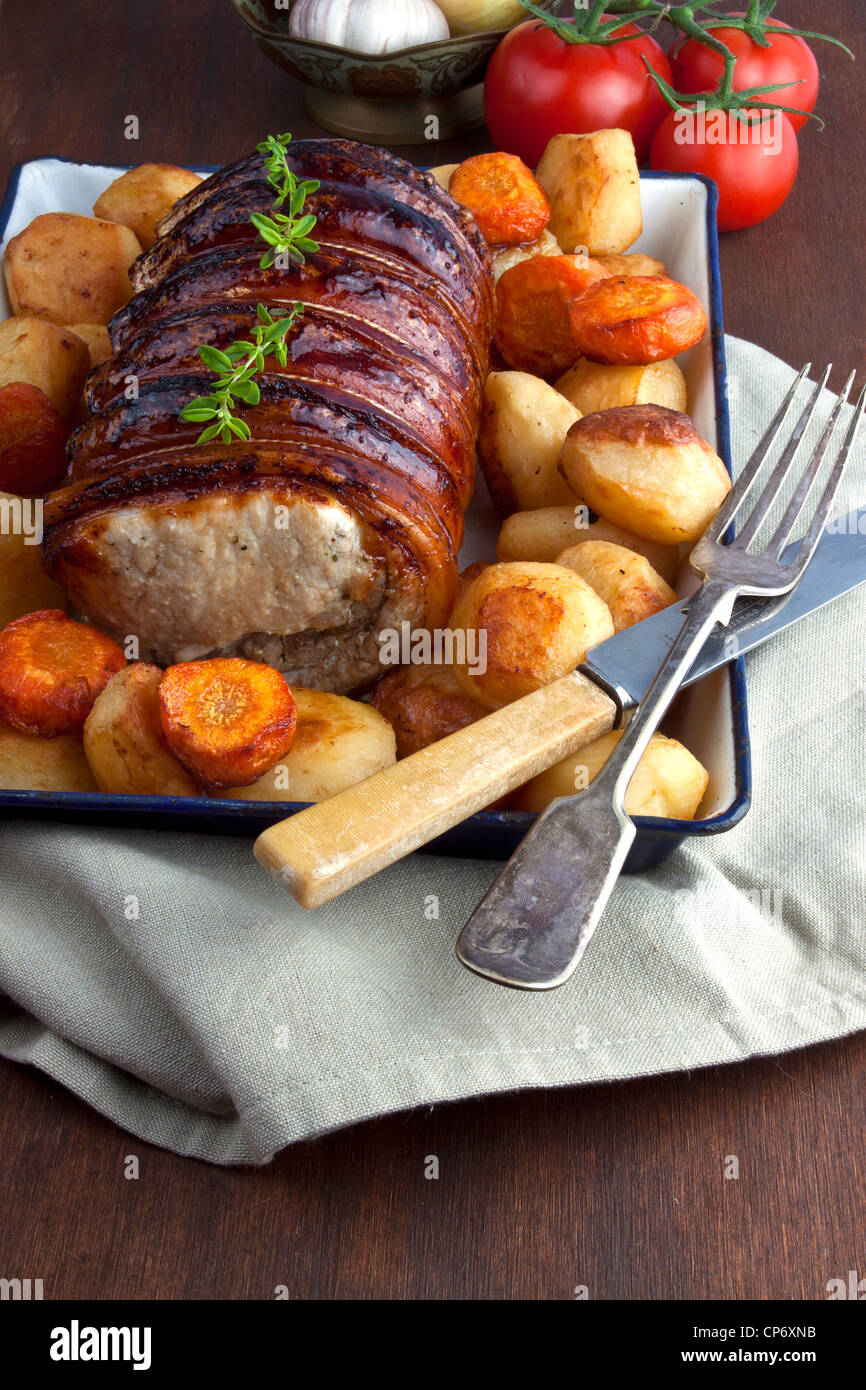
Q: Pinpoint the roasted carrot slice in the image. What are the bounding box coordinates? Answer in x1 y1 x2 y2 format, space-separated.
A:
0 609 126 736
0 382 68 496
568 275 708 365
159 658 297 789
495 254 612 377
449 153 551 246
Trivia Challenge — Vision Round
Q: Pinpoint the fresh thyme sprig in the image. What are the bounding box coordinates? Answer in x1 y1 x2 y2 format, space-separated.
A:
177 133 317 444
251 132 320 270
179 303 302 445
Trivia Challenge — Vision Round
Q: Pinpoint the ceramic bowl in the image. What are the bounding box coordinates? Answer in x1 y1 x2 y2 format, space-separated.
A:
229 0 547 142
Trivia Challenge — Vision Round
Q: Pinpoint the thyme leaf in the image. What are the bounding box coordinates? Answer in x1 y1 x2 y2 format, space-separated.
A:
179 302 302 445
253 132 320 268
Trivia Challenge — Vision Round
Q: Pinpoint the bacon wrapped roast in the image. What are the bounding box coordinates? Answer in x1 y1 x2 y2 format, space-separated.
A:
42 140 493 691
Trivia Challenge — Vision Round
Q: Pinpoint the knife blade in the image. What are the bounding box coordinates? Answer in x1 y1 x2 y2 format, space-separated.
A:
256 507 866 913
581 504 866 714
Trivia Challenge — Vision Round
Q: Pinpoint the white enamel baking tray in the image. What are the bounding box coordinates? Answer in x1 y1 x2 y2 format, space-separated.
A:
0 157 749 867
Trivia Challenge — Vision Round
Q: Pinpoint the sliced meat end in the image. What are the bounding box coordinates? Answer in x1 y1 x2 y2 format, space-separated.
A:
42 485 446 692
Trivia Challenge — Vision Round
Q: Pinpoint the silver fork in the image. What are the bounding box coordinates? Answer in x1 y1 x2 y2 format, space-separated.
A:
456 365 866 991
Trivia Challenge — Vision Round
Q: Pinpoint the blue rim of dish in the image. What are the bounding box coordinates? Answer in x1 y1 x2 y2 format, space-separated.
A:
0 159 751 845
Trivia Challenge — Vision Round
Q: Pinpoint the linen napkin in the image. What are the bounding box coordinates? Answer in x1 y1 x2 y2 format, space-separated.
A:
0 335 864 1166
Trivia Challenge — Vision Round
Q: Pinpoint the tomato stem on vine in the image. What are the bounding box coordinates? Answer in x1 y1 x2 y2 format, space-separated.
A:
693 0 855 57
586 1 607 32
642 58 824 128
578 0 854 61
742 0 771 46
517 1 673 46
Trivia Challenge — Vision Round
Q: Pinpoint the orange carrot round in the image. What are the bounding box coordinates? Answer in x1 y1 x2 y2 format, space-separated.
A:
568 275 708 365
0 609 126 736
449 153 551 246
494 254 612 378
159 658 298 789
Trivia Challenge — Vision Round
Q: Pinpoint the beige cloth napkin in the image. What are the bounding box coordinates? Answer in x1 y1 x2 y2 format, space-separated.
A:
0 336 864 1165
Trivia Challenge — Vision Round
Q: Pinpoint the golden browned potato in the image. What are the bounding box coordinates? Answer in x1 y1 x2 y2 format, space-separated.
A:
0 497 66 626
370 664 486 758
495 504 678 583
83 663 199 797
93 164 203 249
556 540 679 632
558 405 731 545
0 719 97 792
479 371 581 512
450 560 614 711
0 317 89 419
3 213 142 325
535 130 642 256
429 163 460 191
214 689 396 803
496 506 583 565
595 253 668 278
516 729 709 819
491 228 562 282
555 357 688 417
66 322 112 368
456 562 489 601
495 504 670 574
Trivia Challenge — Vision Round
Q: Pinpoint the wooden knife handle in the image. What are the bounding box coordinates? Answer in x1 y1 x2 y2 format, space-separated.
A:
254 670 617 910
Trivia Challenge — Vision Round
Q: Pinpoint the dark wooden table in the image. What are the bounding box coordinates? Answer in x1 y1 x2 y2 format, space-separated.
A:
1 0 864 1300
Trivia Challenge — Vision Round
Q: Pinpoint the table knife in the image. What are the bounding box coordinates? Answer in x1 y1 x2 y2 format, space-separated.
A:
255 504 866 910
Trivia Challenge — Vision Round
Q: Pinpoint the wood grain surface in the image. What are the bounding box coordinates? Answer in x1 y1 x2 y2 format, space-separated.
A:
0 0 864 1300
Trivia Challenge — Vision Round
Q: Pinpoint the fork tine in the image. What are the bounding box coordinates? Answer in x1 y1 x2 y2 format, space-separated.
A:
709 362 812 540
768 370 856 556
786 381 866 573
734 364 833 548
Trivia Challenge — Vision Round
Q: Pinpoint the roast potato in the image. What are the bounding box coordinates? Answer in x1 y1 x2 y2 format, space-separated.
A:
83 663 199 797
450 560 614 711
555 357 688 417
0 317 89 420
93 164 203 249
491 228 562 283
479 371 581 512
495 506 584 566
566 517 680 585
535 129 642 256
457 561 489 600
3 213 142 325
0 719 97 792
370 664 486 759
556 540 679 632
496 505 679 583
66 322 112 369
595 253 667 278
429 163 460 191
0 494 66 626
214 688 396 803
558 405 731 545
515 729 709 819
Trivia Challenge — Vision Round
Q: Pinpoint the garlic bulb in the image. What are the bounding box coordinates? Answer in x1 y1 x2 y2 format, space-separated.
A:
289 0 450 54
434 1 526 36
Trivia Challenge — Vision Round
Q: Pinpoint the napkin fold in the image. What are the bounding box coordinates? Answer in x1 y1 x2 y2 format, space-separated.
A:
1 336 864 1165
